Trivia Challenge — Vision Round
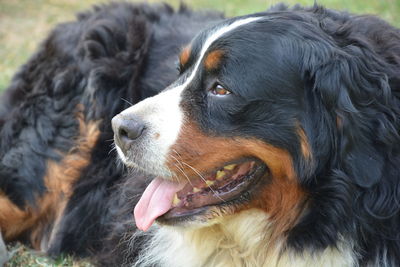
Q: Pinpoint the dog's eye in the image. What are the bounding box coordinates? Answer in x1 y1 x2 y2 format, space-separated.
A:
211 84 231 96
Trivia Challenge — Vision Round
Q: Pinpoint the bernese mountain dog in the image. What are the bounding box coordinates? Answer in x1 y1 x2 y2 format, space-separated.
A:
1 2 400 267
108 3 400 267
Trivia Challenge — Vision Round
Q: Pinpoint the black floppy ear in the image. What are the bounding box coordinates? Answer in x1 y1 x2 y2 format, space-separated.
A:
338 127 383 188
310 45 395 188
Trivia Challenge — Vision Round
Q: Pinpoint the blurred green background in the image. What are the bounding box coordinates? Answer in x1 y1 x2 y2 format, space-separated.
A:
0 0 399 92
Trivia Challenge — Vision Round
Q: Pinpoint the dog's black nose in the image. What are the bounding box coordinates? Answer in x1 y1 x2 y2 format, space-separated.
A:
112 115 145 150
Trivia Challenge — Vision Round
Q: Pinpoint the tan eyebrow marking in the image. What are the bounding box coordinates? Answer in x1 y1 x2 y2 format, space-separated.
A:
204 49 224 70
179 45 191 67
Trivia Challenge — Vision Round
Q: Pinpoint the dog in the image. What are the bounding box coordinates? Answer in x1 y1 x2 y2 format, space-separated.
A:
0 2 223 258
109 3 400 267
2 2 400 267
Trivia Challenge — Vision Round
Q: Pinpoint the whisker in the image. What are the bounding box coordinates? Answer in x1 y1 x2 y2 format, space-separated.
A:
179 161 225 202
172 149 184 162
170 155 194 187
121 97 134 106
171 152 185 171
172 149 224 201
171 150 196 187
108 146 117 156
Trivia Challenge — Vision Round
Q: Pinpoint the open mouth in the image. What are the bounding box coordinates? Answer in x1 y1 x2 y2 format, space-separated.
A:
164 159 266 219
134 159 266 231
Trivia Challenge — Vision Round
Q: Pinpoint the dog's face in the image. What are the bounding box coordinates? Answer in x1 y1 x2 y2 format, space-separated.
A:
112 15 307 232
112 12 389 235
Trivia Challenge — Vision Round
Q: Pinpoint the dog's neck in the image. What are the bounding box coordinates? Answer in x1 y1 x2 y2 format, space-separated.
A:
130 209 355 267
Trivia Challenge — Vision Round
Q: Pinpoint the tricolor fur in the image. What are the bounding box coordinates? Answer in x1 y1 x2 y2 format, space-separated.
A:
0 2 223 258
1 2 400 267
110 4 400 267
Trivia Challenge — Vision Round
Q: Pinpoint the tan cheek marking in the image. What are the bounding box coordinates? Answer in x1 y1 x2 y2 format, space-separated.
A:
179 45 191 67
166 122 306 241
167 122 295 181
204 50 224 71
297 126 312 161
247 177 306 243
0 111 100 248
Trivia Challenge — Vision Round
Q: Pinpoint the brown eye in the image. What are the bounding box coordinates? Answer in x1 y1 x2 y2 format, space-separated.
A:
211 84 231 96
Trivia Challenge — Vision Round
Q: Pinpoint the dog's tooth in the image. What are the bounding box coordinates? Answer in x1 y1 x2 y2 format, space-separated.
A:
216 170 225 180
172 194 180 205
205 180 215 186
193 187 201 193
224 164 236 171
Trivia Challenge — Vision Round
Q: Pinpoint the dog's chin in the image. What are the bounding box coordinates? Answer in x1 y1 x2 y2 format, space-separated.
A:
156 159 268 228
156 206 227 228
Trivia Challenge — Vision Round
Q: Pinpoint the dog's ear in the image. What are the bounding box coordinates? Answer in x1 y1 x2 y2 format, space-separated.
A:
310 45 397 188
337 127 383 188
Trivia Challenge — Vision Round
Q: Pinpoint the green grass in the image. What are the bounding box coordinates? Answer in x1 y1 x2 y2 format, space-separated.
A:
0 0 399 266
5 243 93 267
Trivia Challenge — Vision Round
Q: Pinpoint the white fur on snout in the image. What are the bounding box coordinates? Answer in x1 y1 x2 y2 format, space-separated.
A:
119 85 184 177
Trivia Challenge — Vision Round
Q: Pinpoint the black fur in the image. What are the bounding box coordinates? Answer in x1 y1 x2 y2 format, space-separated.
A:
2 2 400 266
0 2 223 257
107 4 400 267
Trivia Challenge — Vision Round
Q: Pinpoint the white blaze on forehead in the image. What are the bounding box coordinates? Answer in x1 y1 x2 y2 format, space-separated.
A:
117 16 262 176
182 16 262 90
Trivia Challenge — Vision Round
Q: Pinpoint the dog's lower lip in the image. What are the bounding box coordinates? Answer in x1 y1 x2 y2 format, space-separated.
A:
158 159 266 222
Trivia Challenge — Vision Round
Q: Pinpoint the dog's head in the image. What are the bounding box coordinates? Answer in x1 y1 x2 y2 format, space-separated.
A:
112 9 399 248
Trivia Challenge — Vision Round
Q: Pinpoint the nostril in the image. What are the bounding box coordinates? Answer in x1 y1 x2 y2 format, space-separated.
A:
117 119 145 142
119 128 129 139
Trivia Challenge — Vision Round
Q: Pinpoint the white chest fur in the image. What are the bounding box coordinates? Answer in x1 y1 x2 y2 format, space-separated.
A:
131 209 355 267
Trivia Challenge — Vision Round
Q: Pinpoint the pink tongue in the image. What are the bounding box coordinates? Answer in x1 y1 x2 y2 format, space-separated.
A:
134 177 185 231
